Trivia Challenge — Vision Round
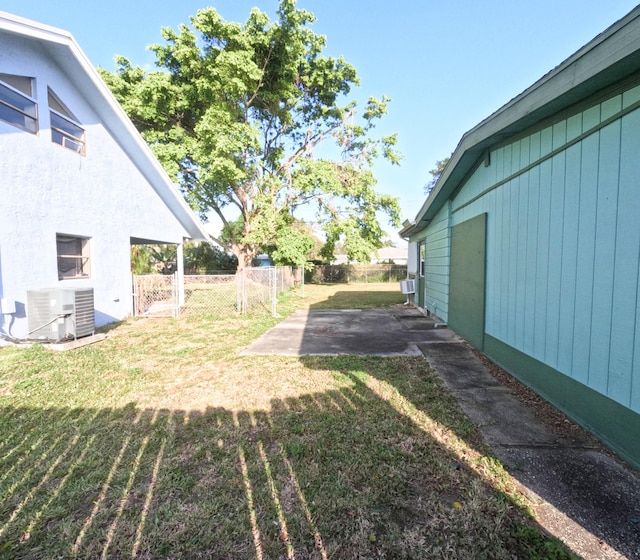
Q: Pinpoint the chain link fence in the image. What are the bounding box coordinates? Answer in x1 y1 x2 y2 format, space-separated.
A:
306 264 407 284
133 265 403 319
133 267 301 319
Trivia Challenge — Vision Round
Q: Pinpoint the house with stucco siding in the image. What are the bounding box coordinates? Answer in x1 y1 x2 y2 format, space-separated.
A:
401 6 640 468
0 12 208 340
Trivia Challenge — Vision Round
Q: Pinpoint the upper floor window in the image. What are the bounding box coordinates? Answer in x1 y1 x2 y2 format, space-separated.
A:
0 73 37 133
48 88 85 155
57 234 91 280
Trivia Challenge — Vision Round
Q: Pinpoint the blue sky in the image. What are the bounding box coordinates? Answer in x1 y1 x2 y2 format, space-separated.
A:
3 0 639 235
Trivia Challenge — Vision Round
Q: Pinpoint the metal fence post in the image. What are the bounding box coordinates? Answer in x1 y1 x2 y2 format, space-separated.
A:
242 269 247 314
132 273 138 317
271 267 277 316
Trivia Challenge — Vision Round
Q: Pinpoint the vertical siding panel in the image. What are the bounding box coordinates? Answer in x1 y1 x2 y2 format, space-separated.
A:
589 120 621 394
566 113 582 142
601 95 622 120
529 130 541 158
546 121 567 367
489 175 503 337
512 140 521 175
499 145 510 339
540 125 553 158
557 142 581 374
494 147 504 186
633 260 640 412
608 110 640 406
507 179 519 345
572 132 599 383
509 140 522 345
515 174 528 350
583 104 601 131
493 189 502 337
425 203 451 322
503 143 513 179
520 136 531 168
534 156 552 359
500 181 511 338
552 120 567 150
523 153 541 355
622 84 640 108
515 138 530 350
485 190 498 335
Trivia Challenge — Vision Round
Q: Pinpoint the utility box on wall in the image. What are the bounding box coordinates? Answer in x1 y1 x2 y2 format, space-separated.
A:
27 288 95 341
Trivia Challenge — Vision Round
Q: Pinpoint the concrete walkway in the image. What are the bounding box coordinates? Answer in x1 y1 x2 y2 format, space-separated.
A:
244 307 640 559
243 307 458 357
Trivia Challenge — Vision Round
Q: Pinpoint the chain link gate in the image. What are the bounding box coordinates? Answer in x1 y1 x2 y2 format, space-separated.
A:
133 273 179 317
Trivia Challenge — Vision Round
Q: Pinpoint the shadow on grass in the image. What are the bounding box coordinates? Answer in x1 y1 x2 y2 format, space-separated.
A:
0 361 570 559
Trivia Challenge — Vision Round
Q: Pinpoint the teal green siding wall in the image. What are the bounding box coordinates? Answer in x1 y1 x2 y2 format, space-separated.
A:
450 83 640 416
412 203 451 321
485 335 640 469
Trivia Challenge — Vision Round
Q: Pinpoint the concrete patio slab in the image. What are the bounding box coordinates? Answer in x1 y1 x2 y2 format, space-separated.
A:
242 308 459 357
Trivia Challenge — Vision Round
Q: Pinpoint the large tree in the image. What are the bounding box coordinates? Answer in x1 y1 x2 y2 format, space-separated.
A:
100 0 401 269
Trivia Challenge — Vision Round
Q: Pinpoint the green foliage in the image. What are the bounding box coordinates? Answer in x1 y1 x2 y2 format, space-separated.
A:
218 215 244 248
130 245 155 274
150 244 178 274
100 0 401 269
183 240 238 273
130 244 176 274
270 225 314 266
424 156 450 195
510 522 578 559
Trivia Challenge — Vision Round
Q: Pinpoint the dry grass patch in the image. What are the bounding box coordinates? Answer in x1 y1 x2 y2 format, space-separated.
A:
0 284 574 559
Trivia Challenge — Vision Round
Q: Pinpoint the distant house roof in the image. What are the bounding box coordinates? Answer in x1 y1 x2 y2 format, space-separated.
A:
331 245 408 264
401 6 640 238
0 11 209 241
376 246 408 263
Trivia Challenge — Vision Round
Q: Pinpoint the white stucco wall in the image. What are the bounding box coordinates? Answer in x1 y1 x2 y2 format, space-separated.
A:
0 34 193 337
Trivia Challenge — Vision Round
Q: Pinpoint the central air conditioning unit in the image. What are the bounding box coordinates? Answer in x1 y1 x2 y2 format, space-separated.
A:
27 288 95 342
400 279 416 294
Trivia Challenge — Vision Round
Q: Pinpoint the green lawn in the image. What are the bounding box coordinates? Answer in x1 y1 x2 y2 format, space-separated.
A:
0 283 573 559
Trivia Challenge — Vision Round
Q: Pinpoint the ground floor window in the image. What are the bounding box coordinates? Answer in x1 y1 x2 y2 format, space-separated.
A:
57 234 91 280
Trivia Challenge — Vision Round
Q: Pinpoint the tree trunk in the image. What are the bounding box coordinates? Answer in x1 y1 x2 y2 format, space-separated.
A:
234 243 258 271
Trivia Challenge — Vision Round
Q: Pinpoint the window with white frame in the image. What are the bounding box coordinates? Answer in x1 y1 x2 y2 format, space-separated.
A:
0 73 37 133
48 88 85 155
418 241 425 277
57 234 91 280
